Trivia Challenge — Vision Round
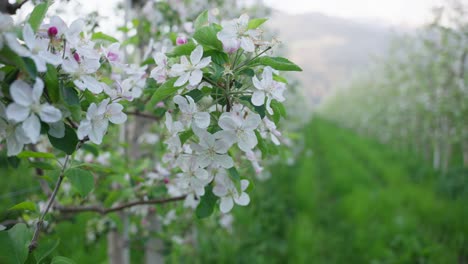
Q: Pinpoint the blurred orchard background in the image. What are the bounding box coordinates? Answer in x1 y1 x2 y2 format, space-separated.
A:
1 0 467 263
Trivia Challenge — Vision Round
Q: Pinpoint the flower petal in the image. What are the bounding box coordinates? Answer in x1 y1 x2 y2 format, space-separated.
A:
39 104 62 123
22 114 40 143
220 197 234 213
10 80 33 106
6 103 30 122
190 45 203 65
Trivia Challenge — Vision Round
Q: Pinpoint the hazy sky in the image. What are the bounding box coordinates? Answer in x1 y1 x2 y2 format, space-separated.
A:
263 0 445 26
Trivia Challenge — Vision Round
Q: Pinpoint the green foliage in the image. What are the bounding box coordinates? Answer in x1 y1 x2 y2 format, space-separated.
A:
17 151 55 159
48 125 79 155
28 2 49 32
193 26 223 51
146 78 178 111
91 32 119 43
250 56 302 71
65 168 94 197
247 18 268 29
0 224 32 264
194 10 209 30
196 186 218 218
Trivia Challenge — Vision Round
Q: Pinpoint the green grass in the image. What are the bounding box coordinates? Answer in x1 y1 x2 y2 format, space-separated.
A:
193 117 468 263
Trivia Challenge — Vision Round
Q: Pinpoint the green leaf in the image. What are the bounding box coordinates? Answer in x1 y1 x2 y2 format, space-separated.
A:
29 161 55 170
255 130 268 157
51 256 76 264
196 186 218 218
8 223 32 264
81 144 99 156
28 2 49 32
146 78 178 111
65 168 94 197
204 50 228 66
0 47 36 78
228 167 241 192
45 65 60 103
91 32 118 43
167 42 196 57
184 89 205 102
194 11 209 30
271 100 287 118
193 26 223 50
179 130 194 145
9 201 36 212
35 239 60 264
61 85 80 106
7 156 20 168
273 74 288 84
48 125 78 155
248 18 268 29
17 151 55 159
251 56 302 71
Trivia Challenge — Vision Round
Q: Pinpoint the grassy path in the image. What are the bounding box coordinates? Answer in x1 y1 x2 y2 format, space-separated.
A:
289 118 467 263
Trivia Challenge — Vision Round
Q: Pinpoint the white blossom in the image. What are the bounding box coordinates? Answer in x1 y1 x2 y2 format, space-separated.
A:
173 95 210 128
217 14 260 53
77 99 127 144
6 78 62 143
217 107 261 152
171 45 211 87
252 67 286 115
213 173 250 213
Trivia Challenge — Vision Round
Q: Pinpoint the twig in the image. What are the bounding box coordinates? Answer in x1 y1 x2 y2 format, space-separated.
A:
0 0 28 14
54 195 186 215
28 155 70 253
126 111 161 121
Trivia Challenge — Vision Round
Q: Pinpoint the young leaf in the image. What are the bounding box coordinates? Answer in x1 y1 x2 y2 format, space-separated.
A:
17 151 55 159
28 2 49 32
167 42 196 57
248 18 268 29
196 186 219 218
146 78 178 111
250 56 303 71
8 201 37 212
48 125 79 155
193 26 223 51
29 161 55 170
91 32 119 43
65 168 94 197
8 223 32 264
34 239 60 264
45 65 60 103
255 130 268 157
194 10 209 30
271 100 287 118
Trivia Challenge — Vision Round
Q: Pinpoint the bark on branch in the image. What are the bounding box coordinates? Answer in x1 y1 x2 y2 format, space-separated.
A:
53 195 186 215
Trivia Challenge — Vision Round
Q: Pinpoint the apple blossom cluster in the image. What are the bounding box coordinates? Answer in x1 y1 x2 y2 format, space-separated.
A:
148 13 301 214
0 13 146 155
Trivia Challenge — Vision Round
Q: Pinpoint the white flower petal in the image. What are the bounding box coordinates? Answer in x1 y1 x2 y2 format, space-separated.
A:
193 111 210 128
22 114 40 143
39 104 62 123
190 46 203 65
10 80 33 106
251 90 265 106
189 69 203 87
220 197 234 213
175 72 190 87
234 192 250 206
6 103 30 122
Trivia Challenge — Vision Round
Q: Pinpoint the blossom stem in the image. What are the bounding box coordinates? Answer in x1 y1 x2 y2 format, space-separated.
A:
234 46 272 73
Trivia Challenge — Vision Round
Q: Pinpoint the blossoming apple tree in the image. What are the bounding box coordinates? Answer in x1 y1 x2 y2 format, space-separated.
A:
0 0 301 262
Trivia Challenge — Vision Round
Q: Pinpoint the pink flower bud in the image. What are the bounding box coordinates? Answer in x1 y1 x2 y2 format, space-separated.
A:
73 52 80 63
48 26 58 37
156 101 165 108
163 178 169 184
176 36 188 46
107 51 119 62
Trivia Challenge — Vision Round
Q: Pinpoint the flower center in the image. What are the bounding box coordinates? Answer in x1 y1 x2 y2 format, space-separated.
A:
48 26 58 37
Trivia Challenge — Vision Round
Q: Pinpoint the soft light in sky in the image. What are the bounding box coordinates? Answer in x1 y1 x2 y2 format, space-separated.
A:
263 0 445 26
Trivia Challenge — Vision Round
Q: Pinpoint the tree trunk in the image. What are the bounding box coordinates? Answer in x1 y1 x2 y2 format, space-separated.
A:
145 211 164 264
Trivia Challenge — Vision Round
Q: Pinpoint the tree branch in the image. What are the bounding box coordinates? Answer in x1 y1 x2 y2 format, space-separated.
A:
28 154 70 253
54 195 186 215
126 111 162 121
0 0 28 15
